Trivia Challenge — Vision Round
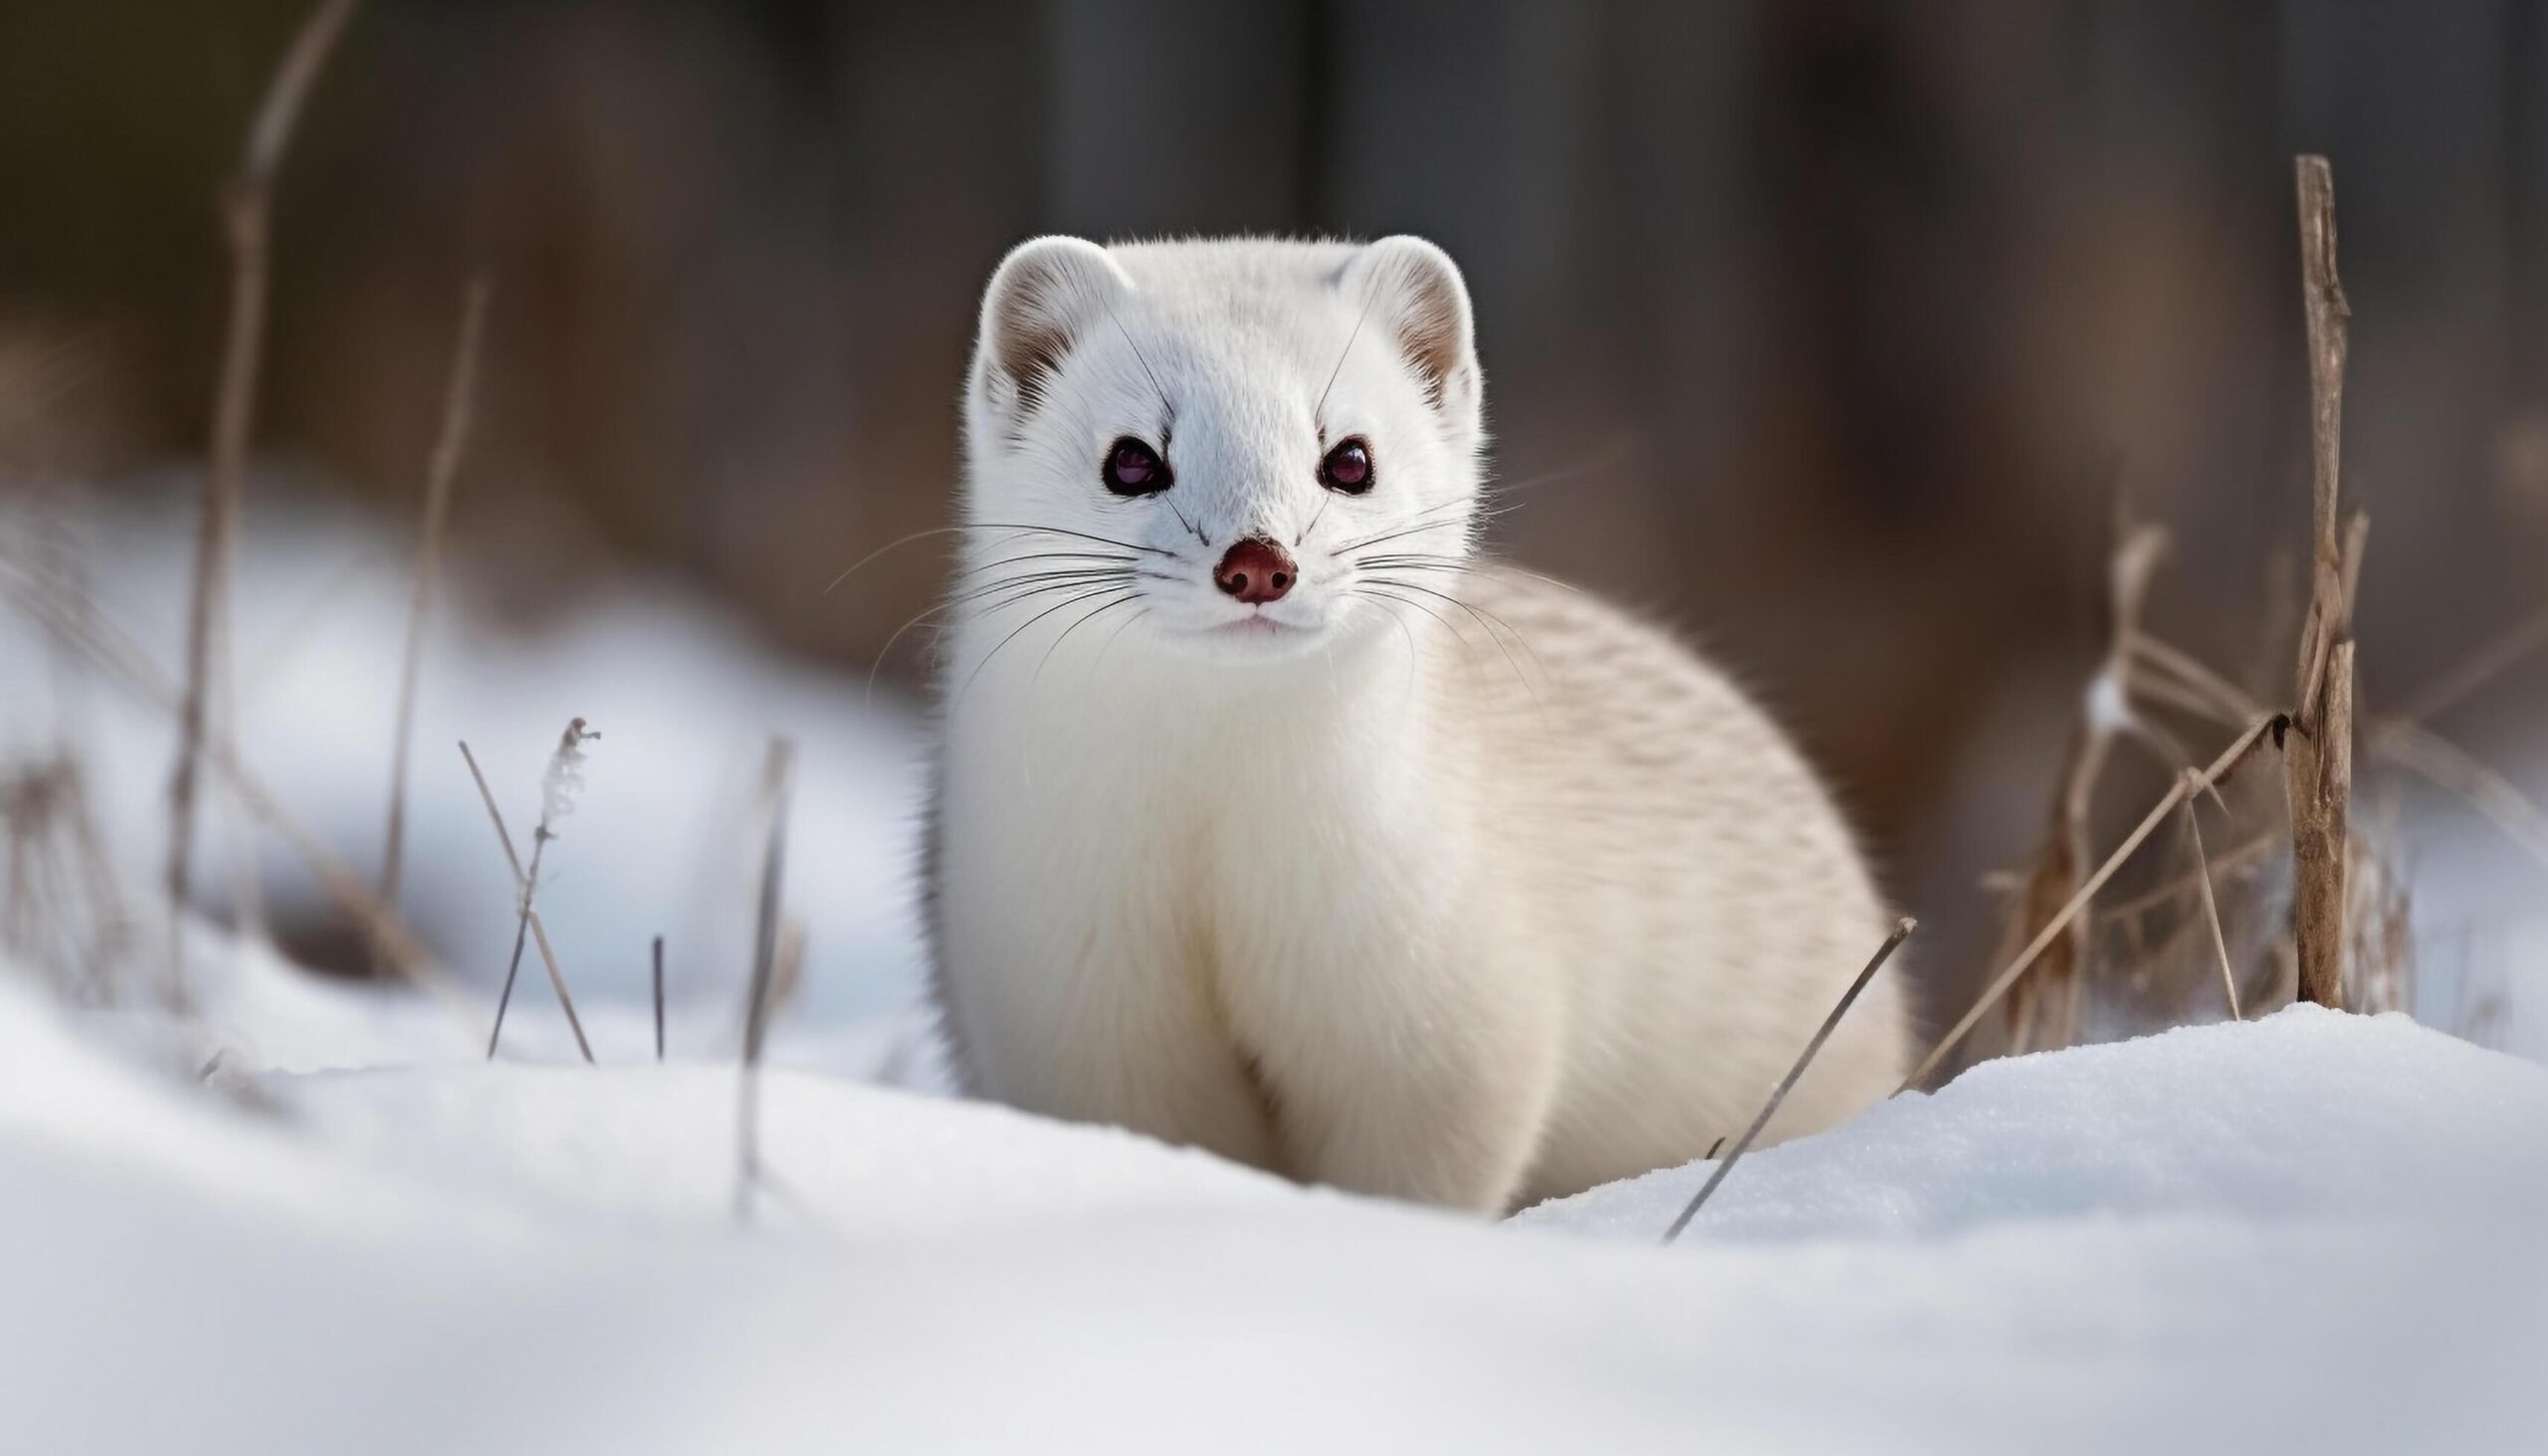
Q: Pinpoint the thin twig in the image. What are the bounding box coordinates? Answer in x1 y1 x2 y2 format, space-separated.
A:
379 278 490 912
166 0 364 1006
1903 715 2280 1091
2181 778 2242 1020
653 934 666 1062
455 741 526 882
488 823 549 1057
1663 918 1915 1243
458 732 595 1063
737 737 797 1224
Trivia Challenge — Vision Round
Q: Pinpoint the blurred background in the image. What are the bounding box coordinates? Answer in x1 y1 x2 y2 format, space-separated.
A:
2 0 2544 1060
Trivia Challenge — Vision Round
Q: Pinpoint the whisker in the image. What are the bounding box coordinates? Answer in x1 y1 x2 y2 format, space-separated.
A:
1295 492 1333 548
1356 585 1493 700
1317 277 1383 426
956 575 1143 630
1031 588 1146 690
1109 306 1175 426
1326 492 1525 557
1482 434 1640 498
1349 589 1426 684
957 548 1138 580
1417 585 1555 691
1329 513 1467 557
1359 585 1467 649
863 571 1135 703
826 524 976 594
957 581 1138 707
959 522 1180 559
826 521 1173 593
957 566 1138 602
1356 553 1584 596
936 569 1138 624
1364 574 1551 715
1092 604 1155 670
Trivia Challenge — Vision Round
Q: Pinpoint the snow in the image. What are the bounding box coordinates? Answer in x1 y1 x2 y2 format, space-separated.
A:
5 944 2545 1455
1517 1004 2548 1240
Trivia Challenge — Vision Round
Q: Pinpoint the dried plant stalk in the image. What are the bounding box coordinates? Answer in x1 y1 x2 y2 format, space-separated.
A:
2285 155 2358 1010
1904 714 2279 1091
2181 781 2242 1020
736 737 797 1224
165 0 363 1002
2346 822 2415 1017
2371 719 2548 873
2391 604 2548 726
1663 918 1914 1243
461 729 596 1062
1 553 468 1014
2001 512 2166 1055
379 278 490 909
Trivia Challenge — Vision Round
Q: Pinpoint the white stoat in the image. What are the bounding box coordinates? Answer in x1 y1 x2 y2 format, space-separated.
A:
924 235 1912 1212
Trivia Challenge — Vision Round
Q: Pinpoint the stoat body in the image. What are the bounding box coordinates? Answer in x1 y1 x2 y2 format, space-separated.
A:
926 236 1911 1211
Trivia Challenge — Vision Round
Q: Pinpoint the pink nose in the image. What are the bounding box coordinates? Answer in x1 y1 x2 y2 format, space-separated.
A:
1214 537 1297 605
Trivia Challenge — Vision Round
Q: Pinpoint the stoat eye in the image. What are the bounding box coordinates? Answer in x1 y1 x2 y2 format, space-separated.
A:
1319 438 1374 495
1101 437 1171 496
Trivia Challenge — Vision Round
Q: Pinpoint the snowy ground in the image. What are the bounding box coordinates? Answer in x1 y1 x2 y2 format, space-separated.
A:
4 932 2544 1455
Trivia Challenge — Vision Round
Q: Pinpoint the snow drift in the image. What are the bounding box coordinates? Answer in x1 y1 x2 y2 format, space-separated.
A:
3 948 2543 1456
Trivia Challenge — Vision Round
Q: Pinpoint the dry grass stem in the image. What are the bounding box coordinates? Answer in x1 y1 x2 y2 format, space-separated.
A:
1904 714 2280 1091
1664 918 1915 1243
2180 780 2242 1020
3 755 135 999
461 729 595 1062
736 736 798 1224
2133 635 2260 723
2096 828 2279 927
2371 721 2548 872
378 277 490 912
2391 603 2548 726
2128 670 2248 728
165 0 364 1005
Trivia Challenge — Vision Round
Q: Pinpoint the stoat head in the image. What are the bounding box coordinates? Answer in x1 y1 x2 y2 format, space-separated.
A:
959 236 1485 662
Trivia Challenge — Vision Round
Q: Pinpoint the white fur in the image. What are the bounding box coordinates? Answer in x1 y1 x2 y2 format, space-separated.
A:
928 235 1912 1211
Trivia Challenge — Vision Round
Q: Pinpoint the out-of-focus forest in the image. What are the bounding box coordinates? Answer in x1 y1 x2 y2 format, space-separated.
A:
4 0 2544 1028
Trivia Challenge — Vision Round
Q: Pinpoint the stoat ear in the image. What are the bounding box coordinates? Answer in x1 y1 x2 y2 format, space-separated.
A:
973 236 1133 432
1342 236 1480 427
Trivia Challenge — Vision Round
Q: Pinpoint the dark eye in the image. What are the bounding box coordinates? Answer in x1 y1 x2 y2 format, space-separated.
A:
1320 438 1374 495
1102 437 1170 496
